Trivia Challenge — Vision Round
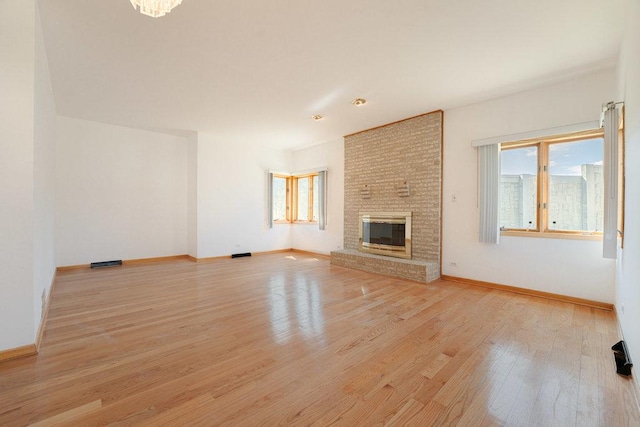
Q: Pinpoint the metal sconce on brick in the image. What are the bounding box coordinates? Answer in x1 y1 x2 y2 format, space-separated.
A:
360 184 371 199
397 181 410 197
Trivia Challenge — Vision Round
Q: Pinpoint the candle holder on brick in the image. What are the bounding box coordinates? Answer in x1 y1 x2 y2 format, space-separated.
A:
397 181 410 197
360 184 371 199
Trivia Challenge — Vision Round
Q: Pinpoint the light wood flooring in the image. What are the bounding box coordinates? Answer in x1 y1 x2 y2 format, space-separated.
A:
0 252 638 426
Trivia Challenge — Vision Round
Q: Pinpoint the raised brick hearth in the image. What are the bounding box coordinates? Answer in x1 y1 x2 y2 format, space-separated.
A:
330 249 440 283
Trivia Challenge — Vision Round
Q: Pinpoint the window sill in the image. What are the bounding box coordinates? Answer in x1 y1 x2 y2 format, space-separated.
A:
273 220 319 225
500 230 602 241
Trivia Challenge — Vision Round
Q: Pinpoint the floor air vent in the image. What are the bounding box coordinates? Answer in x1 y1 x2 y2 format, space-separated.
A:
231 252 252 258
612 340 633 376
90 260 123 268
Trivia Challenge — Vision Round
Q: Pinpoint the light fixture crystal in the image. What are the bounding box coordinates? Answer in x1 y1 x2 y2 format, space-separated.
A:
130 0 183 18
312 115 324 121
352 98 367 106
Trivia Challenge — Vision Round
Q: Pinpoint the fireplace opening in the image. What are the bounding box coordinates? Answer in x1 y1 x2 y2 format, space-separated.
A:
363 222 405 246
359 212 412 259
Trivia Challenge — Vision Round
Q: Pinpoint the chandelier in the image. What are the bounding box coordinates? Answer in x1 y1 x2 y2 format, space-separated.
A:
130 0 183 18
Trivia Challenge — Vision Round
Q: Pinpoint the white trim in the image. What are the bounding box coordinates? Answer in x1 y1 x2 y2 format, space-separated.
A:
268 169 291 176
267 172 274 228
602 106 619 259
471 121 600 147
291 166 328 176
268 167 328 176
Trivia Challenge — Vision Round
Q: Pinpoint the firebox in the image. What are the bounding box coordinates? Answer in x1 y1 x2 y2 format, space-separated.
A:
359 212 412 259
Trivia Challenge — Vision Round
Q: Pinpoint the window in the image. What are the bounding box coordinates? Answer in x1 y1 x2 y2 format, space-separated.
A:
500 145 538 230
548 138 604 232
272 173 320 223
296 176 310 221
272 174 290 222
500 130 605 234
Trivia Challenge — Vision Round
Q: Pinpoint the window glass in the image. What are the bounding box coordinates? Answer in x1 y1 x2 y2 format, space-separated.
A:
496 130 614 237
500 146 538 230
272 176 287 221
272 173 322 224
548 138 604 232
297 178 309 221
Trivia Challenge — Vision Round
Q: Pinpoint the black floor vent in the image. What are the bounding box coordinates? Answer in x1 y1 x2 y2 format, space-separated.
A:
612 340 633 376
231 252 252 258
90 260 123 268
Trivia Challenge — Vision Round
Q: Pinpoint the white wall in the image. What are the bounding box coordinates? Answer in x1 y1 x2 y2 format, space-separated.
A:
56 117 189 266
291 139 345 255
0 0 56 350
0 0 37 350
615 0 640 390
33 1 57 334
196 134 291 257
443 68 617 303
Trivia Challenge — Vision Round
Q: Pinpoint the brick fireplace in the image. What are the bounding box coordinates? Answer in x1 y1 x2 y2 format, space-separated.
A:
330 111 442 282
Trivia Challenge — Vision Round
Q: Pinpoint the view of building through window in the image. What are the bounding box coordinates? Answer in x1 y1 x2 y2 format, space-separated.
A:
500 146 538 229
548 138 603 231
500 136 604 233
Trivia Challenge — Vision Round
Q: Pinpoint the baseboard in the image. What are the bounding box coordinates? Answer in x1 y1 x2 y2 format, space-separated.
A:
57 255 191 271
612 307 640 409
0 344 37 363
193 249 296 262
59 249 324 268
633 378 640 418
253 248 295 256
56 248 329 272
122 255 190 266
35 274 57 351
626 344 640 410
2 274 56 363
440 275 613 311
56 264 89 272
291 249 330 259
192 255 232 263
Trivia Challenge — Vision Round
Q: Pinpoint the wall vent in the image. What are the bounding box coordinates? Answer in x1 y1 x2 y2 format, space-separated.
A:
231 252 252 258
612 340 633 376
90 260 123 268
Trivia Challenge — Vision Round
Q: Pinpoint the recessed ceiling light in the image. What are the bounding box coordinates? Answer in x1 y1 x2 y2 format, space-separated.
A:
352 98 367 106
130 0 182 17
312 115 324 121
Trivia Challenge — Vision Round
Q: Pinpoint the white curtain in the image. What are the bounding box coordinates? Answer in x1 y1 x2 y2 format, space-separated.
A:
267 172 274 228
478 144 500 244
602 105 619 259
318 170 327 230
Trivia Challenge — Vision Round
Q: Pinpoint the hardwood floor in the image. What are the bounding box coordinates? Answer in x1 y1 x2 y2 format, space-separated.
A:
0 252 638 426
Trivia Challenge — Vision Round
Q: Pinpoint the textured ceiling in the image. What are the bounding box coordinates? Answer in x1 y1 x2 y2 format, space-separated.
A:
38 0 624 149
